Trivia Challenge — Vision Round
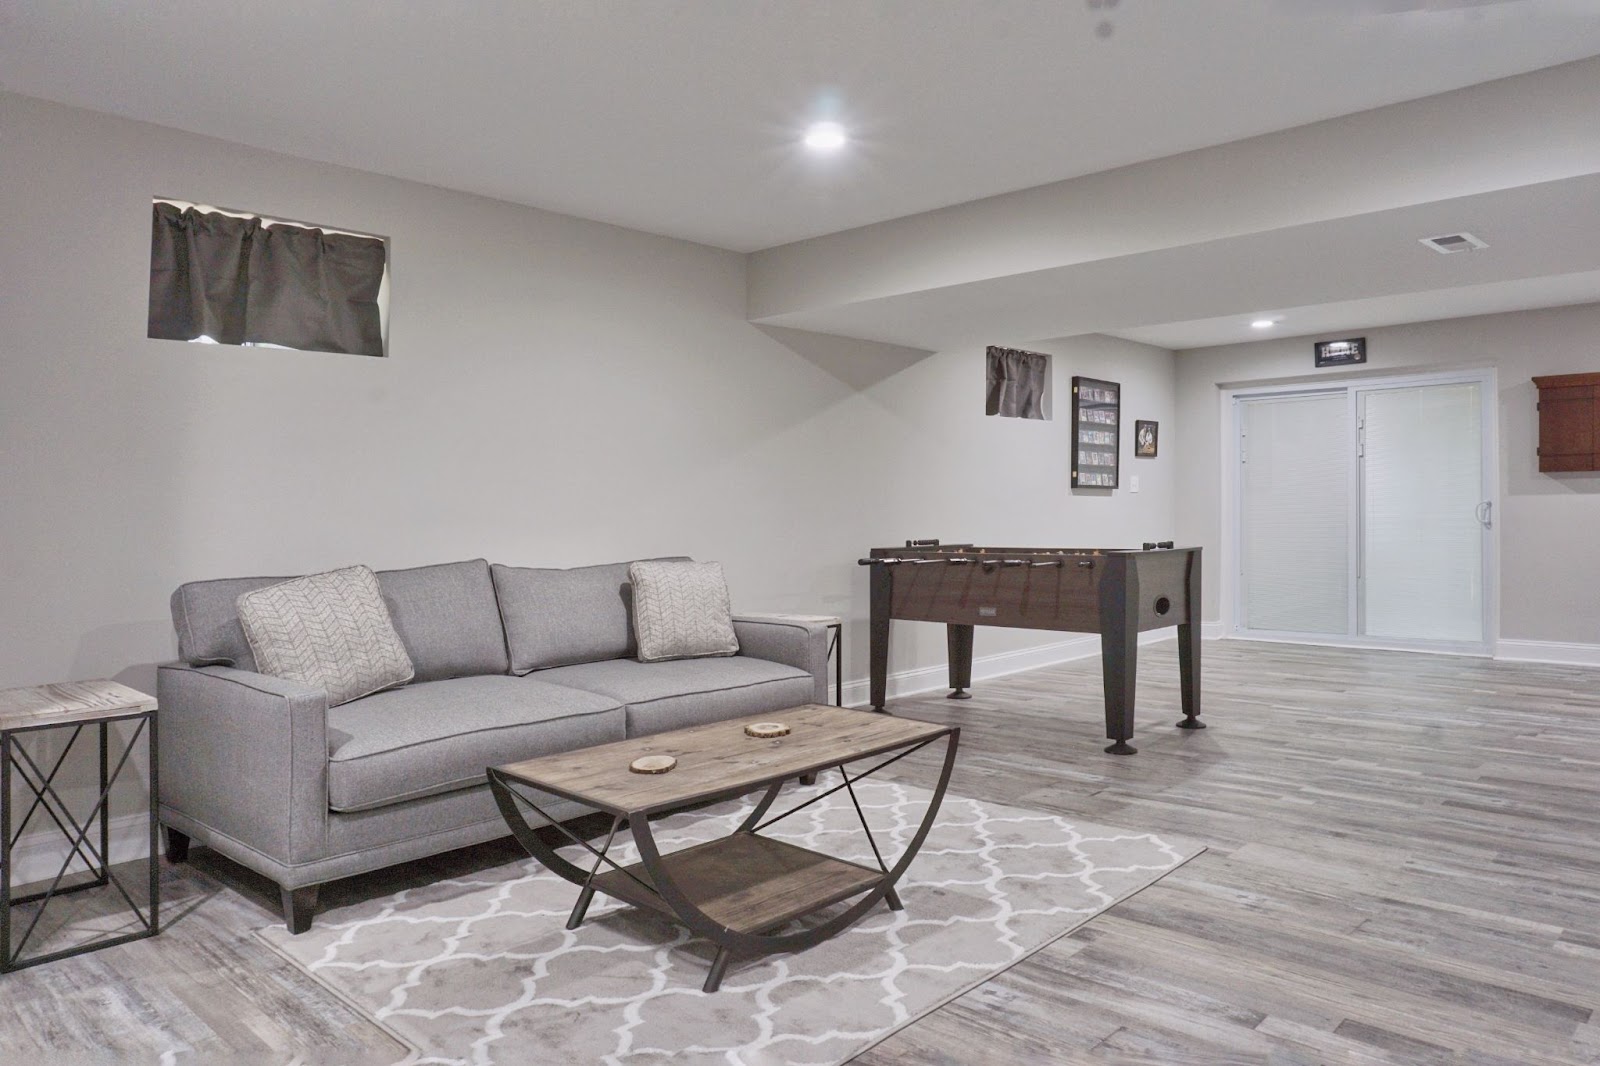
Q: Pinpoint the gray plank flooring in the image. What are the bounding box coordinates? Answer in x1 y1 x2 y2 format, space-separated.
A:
2 640 1597 1064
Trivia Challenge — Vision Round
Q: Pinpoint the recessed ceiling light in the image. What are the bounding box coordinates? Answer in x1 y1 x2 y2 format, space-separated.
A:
1250 318 1278 329
803 122 848 152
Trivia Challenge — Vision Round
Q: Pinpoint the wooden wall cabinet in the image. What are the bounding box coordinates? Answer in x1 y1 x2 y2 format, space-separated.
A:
1533 373 1600 473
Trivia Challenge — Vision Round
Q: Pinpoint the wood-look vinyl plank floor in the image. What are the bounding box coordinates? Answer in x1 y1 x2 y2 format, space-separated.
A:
0 640 1596 1063
857 641 1600 1066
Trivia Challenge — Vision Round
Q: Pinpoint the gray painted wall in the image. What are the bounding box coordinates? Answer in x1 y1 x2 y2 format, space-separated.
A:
1174 304 1600 644
0 90 1176 712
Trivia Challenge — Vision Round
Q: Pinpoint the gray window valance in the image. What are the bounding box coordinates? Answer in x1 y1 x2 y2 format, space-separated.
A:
986 346 1048 419
148 201 386 356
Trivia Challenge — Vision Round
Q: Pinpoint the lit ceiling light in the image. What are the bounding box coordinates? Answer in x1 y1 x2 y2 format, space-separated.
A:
1250 318 1278 329
803 122 848 151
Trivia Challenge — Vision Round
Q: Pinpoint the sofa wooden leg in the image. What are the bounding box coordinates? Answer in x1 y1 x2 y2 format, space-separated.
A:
799 772 818 786
282 885 320 934
163 826 190 864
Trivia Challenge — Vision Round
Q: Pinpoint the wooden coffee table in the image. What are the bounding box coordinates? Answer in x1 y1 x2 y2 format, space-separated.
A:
487 704 959 992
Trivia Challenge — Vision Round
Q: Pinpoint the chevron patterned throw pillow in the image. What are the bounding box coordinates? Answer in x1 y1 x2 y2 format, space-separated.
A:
236 565 415 706
628 560 740 663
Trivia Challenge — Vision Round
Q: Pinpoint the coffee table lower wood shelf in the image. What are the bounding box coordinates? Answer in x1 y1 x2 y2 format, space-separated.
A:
487 704 958 992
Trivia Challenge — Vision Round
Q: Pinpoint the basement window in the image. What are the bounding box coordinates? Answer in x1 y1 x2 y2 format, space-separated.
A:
986 346 1051 419
147 199 390 356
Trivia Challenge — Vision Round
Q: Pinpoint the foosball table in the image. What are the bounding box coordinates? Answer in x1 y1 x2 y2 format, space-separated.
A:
858 541 1203 754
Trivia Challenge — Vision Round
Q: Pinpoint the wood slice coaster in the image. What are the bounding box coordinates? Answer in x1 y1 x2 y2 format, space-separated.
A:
629 755 677 775
744 722 791 739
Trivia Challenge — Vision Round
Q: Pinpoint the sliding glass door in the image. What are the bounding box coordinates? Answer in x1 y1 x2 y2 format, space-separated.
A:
1239 393 1350 634
1360 382 1484 643
1235 372 1493 651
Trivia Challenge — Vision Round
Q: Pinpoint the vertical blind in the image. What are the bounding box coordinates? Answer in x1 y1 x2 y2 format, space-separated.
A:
1361 383 1483 642
1240 392 1350 634
148 201 387 356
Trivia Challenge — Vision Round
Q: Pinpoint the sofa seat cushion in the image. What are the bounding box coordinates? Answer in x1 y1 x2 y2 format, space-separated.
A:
326 675 624 813
536 656 814 738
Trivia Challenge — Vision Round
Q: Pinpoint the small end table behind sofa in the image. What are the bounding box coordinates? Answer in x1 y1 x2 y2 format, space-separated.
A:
0 679 159 971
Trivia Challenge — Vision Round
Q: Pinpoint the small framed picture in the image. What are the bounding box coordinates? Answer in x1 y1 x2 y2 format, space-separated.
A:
1134 420 1158 458
1314 337 1366 367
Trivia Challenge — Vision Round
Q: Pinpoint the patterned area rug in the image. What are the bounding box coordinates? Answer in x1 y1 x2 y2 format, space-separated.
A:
258 776 1202 1065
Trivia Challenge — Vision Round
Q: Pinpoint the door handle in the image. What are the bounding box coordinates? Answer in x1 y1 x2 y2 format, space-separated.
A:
1475 501 1493 529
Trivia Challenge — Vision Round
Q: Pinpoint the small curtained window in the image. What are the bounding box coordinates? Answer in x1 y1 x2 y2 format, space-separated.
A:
148 200 388 357
985 346 1049 419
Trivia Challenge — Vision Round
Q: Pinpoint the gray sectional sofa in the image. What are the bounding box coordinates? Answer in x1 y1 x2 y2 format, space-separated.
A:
157 558 829 932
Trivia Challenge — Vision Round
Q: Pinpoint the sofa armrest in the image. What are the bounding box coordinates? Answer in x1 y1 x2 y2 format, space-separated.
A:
731 615 831 704
156 662 330 867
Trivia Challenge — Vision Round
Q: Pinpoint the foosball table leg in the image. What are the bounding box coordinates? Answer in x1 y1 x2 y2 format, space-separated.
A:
947 624 974 700
869 562 893 711
1100 557 1139 754
1176 620 1205 729
1175 555 1205 730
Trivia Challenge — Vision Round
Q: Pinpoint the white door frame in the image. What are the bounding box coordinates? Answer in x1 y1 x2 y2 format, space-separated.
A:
1222 367 1500 656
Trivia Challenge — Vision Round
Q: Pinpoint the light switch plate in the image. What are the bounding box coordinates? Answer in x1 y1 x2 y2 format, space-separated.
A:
1130 476 1140 493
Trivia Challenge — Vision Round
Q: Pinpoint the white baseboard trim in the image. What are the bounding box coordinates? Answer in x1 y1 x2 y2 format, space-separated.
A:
842 625 1219 709
1494 639 1600 667
10 812 152 889
1223 631 1491 658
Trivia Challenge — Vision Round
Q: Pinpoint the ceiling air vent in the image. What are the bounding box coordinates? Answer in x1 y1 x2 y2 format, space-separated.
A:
1419 232 1488 254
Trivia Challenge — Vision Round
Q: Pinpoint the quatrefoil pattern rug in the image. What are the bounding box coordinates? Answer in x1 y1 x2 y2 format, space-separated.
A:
258 776 1202 1065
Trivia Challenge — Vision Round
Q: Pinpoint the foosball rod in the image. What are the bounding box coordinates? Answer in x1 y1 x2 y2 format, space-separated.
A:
856 556 1065 567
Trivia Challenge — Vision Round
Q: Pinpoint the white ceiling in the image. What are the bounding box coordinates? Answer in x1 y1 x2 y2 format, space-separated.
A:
1108 271 1600 351
3 1 1600 253
3 1 1600 350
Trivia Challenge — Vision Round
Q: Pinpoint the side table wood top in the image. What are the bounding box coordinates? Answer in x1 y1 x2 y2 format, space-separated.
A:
749 613 842 626
0 680 157 732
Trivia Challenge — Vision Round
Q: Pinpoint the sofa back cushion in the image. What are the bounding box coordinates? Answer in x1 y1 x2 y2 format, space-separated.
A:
376 559 509 682
172 559 511 679
492 558 687 674
172 575 290 670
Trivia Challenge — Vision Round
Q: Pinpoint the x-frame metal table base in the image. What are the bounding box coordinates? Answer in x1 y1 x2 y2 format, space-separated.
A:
489 731 958 993
1 710 160 971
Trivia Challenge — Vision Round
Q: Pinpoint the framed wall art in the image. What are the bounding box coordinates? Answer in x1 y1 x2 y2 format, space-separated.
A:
1134 419 1158 457
1314 337 1366 367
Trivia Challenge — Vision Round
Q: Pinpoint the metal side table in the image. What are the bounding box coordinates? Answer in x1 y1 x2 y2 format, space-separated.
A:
0 679 159 971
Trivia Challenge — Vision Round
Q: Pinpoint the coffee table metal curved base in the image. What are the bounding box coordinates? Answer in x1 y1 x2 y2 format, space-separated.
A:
488 705 959 992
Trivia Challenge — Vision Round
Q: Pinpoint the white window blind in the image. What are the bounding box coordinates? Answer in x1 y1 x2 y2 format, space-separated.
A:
1361 382 1484 642
1240 393 1349 634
